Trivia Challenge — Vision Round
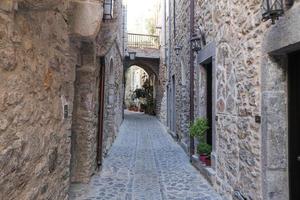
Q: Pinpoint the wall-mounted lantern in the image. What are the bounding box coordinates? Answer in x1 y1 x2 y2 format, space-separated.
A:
175 45 183 56
191 26 206 53
262 0 284 24
128 52 136 60
103 0 114 20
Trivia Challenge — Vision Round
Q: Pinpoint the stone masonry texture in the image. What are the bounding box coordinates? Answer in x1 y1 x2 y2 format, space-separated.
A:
0 1 77 199
70 111 222 200
0 0 124 199
158 0 300 200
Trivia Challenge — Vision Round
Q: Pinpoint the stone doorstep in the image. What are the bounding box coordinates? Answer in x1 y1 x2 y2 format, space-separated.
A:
191 154 216 186
167 129 177 139
167 129 189 153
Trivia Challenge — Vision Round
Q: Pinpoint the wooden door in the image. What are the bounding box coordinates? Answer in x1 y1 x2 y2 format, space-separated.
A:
97 58 105 167
288 50 300 200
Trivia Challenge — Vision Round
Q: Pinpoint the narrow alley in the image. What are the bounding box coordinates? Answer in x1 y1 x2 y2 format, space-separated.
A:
70 111 221 200
1 0 300 199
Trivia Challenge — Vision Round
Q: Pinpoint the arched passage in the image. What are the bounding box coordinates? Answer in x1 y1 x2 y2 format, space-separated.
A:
124 64 157 115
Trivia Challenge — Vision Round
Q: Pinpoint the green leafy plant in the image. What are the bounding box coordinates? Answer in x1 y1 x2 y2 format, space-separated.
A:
133 78 156 115
189 118 209 140
197 143 212 155
133 88 146 99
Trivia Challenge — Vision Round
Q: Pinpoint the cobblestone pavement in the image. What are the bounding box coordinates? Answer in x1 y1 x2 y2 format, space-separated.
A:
69 111 222 200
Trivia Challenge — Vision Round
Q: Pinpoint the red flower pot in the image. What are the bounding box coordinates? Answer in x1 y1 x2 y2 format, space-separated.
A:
199 154 207 163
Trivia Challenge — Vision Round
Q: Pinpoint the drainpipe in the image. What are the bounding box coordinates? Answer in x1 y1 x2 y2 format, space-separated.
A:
164 0 167 66
189 0 195 161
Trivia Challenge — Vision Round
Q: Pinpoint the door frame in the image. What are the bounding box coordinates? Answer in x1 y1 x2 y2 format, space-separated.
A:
197 42 217 170
97 57 106 167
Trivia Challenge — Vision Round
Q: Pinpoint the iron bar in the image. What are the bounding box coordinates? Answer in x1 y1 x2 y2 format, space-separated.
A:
127 33 160 49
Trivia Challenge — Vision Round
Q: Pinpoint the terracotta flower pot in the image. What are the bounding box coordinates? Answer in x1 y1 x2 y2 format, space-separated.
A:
199 154 207 163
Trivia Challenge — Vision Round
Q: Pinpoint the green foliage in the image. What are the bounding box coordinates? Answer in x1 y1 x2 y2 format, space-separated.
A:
132 78 156 115
197 143 212 155
189 118 209 140
133 88 146 99
142 78 156 115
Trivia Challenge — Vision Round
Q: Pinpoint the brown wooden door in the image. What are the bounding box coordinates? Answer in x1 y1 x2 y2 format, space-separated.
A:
288 50 300 200
97 58 105 167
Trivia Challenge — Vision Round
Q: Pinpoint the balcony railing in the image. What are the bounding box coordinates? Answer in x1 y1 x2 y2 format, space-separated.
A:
127 33 159 49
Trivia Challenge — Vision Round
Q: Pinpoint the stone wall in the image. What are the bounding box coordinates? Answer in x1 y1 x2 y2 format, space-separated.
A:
70 0 124 184
70 42 99 183
194 0 266 199
157 62 168 125
0 2 77 199
160 0 192 150
193 0 300 199
99 0 124 156
102 42 124 155
0 0 124 198
261 1 300 200
162 0 300 199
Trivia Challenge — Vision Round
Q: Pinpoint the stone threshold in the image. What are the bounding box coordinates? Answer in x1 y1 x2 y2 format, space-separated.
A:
167 129 189 153
191 155 216 186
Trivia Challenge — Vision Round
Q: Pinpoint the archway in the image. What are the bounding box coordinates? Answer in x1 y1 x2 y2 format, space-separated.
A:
124 65 157 115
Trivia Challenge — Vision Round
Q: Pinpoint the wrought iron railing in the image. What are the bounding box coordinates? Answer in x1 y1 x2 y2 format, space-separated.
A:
127 33 159 49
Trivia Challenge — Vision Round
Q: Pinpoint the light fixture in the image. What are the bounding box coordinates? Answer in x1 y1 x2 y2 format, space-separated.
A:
103 0 114 20
191 26 206 53
175 45 183 56
262 0 284 24
128 52 136 60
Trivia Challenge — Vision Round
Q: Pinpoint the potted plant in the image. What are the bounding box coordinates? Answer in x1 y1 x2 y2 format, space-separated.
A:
189 118 209 140
205 153 212 166
190 118 212 165
197 143 212 163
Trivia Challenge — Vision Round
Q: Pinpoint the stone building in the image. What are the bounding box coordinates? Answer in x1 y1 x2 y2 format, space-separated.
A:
0 0 124 199
159 0 300 199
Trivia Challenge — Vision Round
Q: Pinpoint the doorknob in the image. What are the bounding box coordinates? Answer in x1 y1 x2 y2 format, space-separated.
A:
297 156 300 162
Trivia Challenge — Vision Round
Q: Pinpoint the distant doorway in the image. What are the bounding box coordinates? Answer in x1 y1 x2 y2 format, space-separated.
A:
288 50 300 200
124 65 156 115
171 75 176 133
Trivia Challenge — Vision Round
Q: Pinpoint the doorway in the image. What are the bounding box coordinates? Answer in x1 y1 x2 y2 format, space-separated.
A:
97 58 106 167
204 61 212 145
171 75 176 133
288 50 300 200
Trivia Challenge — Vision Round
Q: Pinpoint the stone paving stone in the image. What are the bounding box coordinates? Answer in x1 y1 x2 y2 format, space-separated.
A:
69 111 222 200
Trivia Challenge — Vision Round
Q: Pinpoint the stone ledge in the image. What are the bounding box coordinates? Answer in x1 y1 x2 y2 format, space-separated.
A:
191 155 216 186
263 3 300 55
166 129 189 154
69 0 103 40
167 129 177 139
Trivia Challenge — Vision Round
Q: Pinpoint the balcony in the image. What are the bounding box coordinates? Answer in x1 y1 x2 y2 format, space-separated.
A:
127 33 159 49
